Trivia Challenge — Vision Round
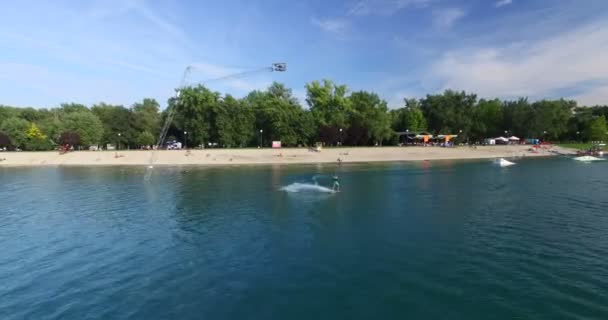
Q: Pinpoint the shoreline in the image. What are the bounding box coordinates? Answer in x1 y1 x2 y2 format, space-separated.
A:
0 146 572 167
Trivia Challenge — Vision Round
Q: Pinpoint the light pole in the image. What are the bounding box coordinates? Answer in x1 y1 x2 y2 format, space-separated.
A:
117 133 121 150
576 131 580 142
543 131 547 142
259 129 263 148
339 128 343 146
184 131 188 149
459 129 463 145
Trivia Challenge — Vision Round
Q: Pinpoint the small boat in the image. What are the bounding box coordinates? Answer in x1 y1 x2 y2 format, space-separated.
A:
495 158 516 167
573 156 604 162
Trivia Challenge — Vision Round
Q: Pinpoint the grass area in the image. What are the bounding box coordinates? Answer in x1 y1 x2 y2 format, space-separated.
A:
557 143 604 150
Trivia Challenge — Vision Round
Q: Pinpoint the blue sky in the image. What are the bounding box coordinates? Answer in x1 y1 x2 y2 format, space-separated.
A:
1 0 608 109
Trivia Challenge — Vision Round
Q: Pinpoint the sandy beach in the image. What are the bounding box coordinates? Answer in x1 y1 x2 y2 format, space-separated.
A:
0 145 572 167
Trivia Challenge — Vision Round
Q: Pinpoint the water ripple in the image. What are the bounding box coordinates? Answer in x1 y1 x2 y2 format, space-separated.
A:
1 161 608 319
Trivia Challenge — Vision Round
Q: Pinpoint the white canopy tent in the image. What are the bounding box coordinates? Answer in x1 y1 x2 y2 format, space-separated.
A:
484 138 496 145
508 136 520 141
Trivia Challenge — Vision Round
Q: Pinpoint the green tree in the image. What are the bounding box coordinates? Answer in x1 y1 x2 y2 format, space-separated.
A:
171 85 221 147
502 98 533 138
60 103 89 114
24 123 52 151
0 105 19 120
471 99 503 140
0 117 29 149
136 131 156 147
305 79 352 144
25 139 53 151
392 98 428 133
3 80 605 149
567 107 594 141
38 112 63 144
528 99 573 140
91 103 133 148
215 95 255 147
591 106 608 118
132 98 161 136
348 91 392 145
19 107 46 122
61 111 104 146
585 116 607 141
0 131 10 148
246 83 310 146
26 123 46 139
420 90 477 135
296 110 316 146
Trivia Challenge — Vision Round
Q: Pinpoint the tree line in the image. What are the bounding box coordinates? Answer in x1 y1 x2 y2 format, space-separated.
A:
1 80 607 151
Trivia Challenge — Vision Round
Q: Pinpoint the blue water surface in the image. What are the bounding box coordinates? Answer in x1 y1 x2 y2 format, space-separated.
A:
1 158 607 319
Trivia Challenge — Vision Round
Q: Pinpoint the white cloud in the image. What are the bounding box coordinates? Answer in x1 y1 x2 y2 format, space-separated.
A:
348 0 431 16
311 17 350 36
495 0 513 8
0 62 139 106
430 21 608 104
84 0 139 19
388 92 407 109
432 8 465 29
133 2 191 45
0 29 171 78
574 85 608 106
316 0 431 39
0 1 197 107
0 63 62 98
83 0 189 44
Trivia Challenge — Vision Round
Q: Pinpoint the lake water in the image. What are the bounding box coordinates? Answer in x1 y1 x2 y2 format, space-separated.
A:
1 158 608 319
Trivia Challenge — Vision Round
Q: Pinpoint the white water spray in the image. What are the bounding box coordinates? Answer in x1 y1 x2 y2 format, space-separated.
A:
280 182 336 194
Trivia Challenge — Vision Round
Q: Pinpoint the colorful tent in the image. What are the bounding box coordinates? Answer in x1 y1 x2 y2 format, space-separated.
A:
436 134 458 143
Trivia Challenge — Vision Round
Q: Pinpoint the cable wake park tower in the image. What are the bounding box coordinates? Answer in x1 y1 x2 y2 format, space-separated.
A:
144 63 286 181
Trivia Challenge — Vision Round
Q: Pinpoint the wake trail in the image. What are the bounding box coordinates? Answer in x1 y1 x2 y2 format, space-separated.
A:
280 182 336 194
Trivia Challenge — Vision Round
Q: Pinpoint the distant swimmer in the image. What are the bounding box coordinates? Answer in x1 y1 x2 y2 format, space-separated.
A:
332 175 340 192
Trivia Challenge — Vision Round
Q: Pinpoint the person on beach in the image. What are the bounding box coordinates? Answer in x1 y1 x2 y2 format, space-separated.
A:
332 175 340 192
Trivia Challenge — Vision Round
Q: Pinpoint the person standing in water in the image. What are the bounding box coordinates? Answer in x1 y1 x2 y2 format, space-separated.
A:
332 175 340 192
